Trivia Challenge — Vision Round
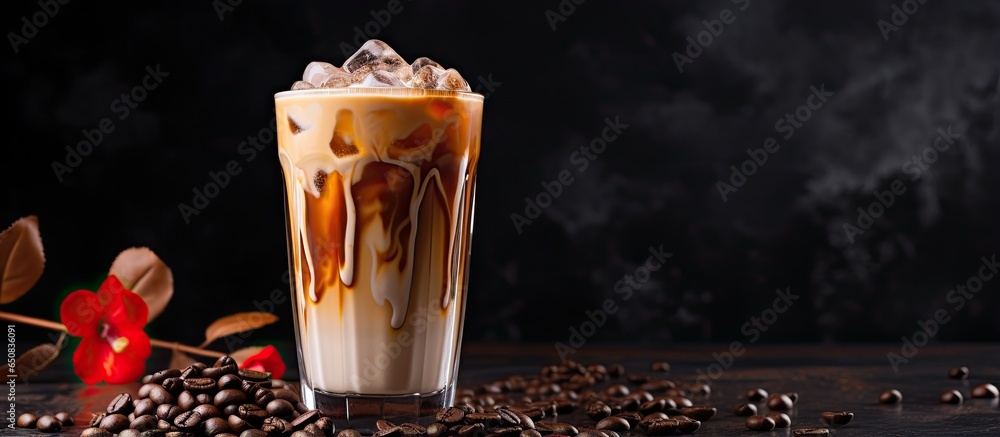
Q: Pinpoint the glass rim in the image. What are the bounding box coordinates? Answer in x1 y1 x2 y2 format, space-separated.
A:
275 87 484 101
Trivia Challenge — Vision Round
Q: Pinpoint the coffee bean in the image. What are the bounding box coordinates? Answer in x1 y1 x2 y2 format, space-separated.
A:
878 389 902 404
295 402 310 414
203 417 232 436
109 392 136 414
745 415 775 431
238 404 269 424
181 363 208 379
53 411 74 426
203 366 233 380
793 428 830 436
289 409 320 430
156 404 183 421
456 423 482 437
734 403 757 416
228 415 254 433
174 411 203 430
436 406 465 424
194 404 221 419
36 415 63 432
260 416 292 435
604 384 630 398
214 389 249 408
139 383 161 399
90 412 107 427
536 422 578 435
157 419 176 431
241 430 270 437
595 416 629 431
820 411 853 426
184 377 218 393
218 374 243 390
785 392 799 404
254 388 276 407
639 380 676 393
302 424 324 436
399 422 427 436
150 386 177 405
266 399 296 418
273 388 301 403
133 399 157 417
160 377 185 396
577 430 604 437
612 412 641 428
767 394 793 411
948 366 970 380
197 393 215 405
673 416 701 434
101 413 130 432
166 432 197 437
223 404 241 417
520 430 542 437
671 396 693 408
425 422 447 437
679 406 716 421
82 427 115 437
16 413 36 428
767 412 791 428
133 414 160 431
152 369 183 384
972 383 999 399
313 417 334 435
940 389 963 404
144 430 169 437
291 432 320 437
337 429 361 437
746 388 768 401
239 369 271 382
178 392 198 411
649 361 670 373
644 418 678 436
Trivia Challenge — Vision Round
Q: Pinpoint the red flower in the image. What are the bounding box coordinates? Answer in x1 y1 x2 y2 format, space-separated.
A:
239 345 286 379
60 275 151 384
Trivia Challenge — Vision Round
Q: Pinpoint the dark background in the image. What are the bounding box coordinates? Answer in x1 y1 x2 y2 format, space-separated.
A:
2 0 999 361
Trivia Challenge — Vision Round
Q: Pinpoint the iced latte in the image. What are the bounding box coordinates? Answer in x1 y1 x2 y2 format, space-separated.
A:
275 41 483 426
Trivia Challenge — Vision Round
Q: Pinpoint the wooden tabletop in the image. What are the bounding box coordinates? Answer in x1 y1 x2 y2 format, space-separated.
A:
8 343 1000 436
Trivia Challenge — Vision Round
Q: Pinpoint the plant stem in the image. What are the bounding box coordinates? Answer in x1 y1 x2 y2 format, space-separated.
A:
0 310 224 358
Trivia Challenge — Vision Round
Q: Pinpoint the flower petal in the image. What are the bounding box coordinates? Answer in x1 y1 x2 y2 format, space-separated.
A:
60 290 102 338
72 336 112 385
103 329 151 384
101 275 149 331
239 345 286 379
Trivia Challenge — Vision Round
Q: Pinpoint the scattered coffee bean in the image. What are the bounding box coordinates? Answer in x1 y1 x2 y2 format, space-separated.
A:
290 432 319 437
218 374 243 390
174 411 203 431
133 414 160 431
734 402 757 416
878 389 902 405
240 430 269 437
426 422 447 437
16 413 37 428
940 389 963 404
746 388 768 401
767 394 793 411
302 423 324 436
972 383 999 399
520 430 542 437
266 399 296 418
82 427 115 437
215 389 249 408
163 378 186 396
745 415 776 431
767 412 791 428
139 383 161 399
54 411 75 426
585 401 612 421
625 374 650 384
143 430 168 437
650 362 670 373
262 416 292 434
135 398 158 417
577 430 605 437
644 418 678 436
678 405 716 421
595 416 629 431
238 404 268 424
153 369 183 384
820 411 853 426
785 392 799 404
273 388 301 403
436 406 465 424
36 416 63 432
673 416 701 434
150 386 177 405
794 428 830 436
194 404 222 419
948 366 970 380
337 429 362 437
184 378 218 393
313 417 335 435
254 388 276 407
101 413 130 433
157 404 184 421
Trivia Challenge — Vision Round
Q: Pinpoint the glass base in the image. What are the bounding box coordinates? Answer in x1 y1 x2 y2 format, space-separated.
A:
302 384 455 433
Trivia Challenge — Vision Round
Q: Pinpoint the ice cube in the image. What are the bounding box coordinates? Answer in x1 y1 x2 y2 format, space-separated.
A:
291 80 314 90
411 57 442 73
435 68 471 91
343 39 412 85
411 65 445 89
303 61 338 86
355 70 406 88
319 69 355 88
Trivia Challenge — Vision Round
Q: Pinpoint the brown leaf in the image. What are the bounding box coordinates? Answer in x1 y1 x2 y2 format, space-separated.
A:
109 247 174 321
229 346 266 365
200 312 279 347
15 334 64 382
0 216 45 304
169 349 197 370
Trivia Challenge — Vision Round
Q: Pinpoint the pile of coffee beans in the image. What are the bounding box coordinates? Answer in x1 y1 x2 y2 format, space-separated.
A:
80 356 335 437
15 411 74 432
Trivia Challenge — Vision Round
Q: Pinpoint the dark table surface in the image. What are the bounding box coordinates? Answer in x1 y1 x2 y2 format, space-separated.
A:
7 343 1000 436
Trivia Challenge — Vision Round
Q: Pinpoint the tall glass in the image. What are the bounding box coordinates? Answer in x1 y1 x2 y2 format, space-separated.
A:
274 87 483 429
